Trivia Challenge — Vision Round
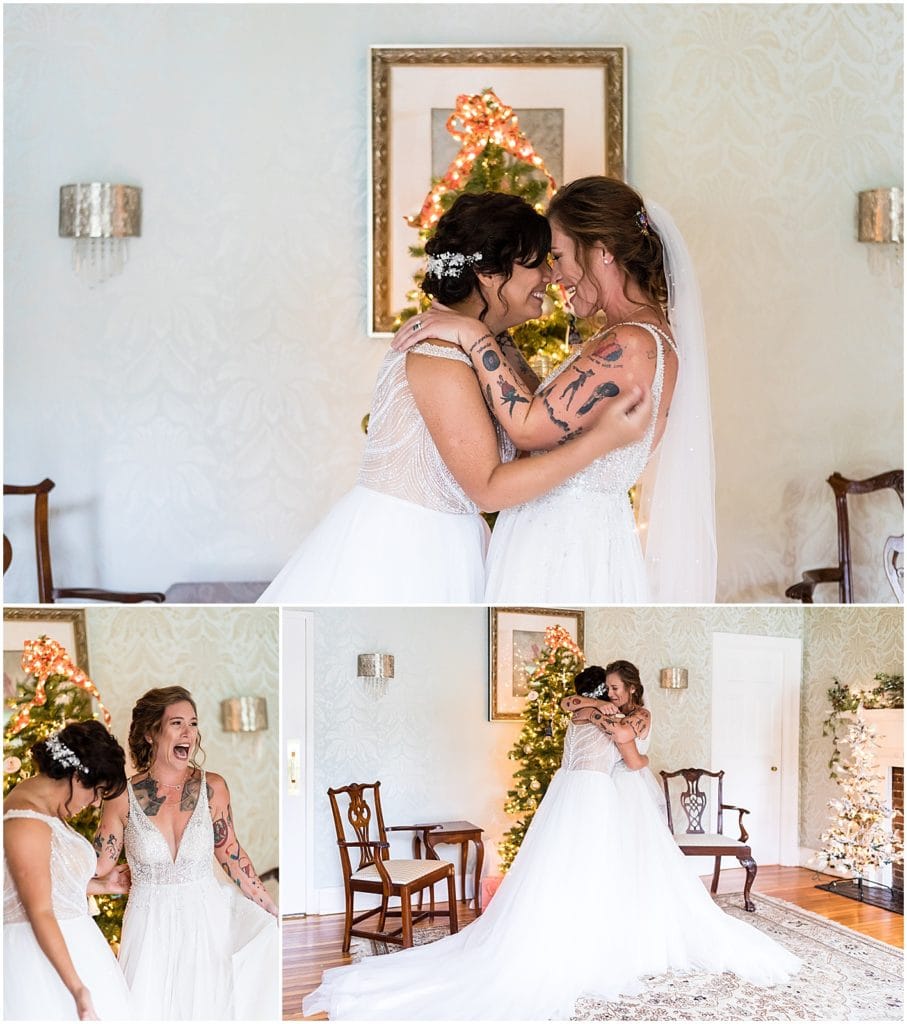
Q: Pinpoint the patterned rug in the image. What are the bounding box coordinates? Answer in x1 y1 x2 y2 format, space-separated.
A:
350 893 902 1020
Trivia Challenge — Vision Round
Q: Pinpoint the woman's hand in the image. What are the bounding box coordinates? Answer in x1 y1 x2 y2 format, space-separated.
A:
88 864 131 896
391 304 488 353
73 986 99 1021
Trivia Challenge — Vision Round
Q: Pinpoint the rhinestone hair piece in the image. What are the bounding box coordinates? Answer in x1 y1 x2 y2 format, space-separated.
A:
45 733 89 775
425 251 482 278
586 681 610 700
636 208 650 236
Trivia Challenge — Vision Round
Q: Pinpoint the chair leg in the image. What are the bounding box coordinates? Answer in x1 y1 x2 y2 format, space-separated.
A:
738 856 757 912
429 882 436 922
447 869 459 934
376 891 389 934
341 894 354 954
401 887 414 948
710 855 721 894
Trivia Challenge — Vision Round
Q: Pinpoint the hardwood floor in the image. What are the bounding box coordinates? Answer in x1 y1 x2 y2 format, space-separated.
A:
282 866 903 1020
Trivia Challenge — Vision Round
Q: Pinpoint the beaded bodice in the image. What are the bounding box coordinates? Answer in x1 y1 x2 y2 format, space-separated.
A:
124 772 213 892
561 722 622 774
531 322 675 503
3 810 93 923
358 344 516 513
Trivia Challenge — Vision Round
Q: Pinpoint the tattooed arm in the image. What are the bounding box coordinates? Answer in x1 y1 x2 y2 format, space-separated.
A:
395 310 670 452
93 789 128 878
593 706 652 771
208 772 278 917
406 344 651 513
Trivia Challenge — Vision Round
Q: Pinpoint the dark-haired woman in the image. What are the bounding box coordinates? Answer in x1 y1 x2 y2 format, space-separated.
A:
396 178 716 604
305 663 798 1019
95 686 278 1019
258 191 651 603
4 720 132 1020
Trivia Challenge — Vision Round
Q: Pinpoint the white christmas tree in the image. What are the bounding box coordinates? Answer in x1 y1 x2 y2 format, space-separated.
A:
819 707 903 880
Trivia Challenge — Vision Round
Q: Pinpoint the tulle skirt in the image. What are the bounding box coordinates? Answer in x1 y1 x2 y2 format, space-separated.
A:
484 490 648 604
119 875 278 1020
4 916 132 1021
259 485 489 604
304 765 800 1020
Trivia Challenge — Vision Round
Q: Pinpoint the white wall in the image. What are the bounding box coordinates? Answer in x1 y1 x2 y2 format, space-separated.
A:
4 4 903 603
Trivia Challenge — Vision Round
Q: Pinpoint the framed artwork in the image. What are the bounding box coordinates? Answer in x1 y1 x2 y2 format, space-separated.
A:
3 608 89 701
369 45 626 334
489 607 584 721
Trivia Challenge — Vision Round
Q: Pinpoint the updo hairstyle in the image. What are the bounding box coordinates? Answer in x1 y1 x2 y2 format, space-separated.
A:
31 719 127 801
547 176 668 314
603 659 645 709
573 665 607 697
422 192 551 321
128 685 202 773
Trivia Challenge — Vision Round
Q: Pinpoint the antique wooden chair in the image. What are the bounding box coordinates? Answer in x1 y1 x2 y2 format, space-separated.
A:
328 781 459 952
660 767 757 912
785 470 904 603
3 479 165 603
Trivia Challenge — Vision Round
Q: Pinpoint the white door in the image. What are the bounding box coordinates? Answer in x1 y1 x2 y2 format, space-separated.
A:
281 609 315 915
711 633 801 866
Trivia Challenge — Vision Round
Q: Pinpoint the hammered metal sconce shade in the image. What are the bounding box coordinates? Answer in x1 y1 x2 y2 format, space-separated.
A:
59 183 142 285
857 188 903 244
660 667 689 690
220 696 269 732
357 654 395 680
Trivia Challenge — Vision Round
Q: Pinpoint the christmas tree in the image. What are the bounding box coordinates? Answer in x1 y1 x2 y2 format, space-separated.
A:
819 707 904 881
394 88 592 376
499 624 585 871
4 636 126 945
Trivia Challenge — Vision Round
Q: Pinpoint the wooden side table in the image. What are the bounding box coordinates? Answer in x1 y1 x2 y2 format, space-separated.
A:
390 820 485 914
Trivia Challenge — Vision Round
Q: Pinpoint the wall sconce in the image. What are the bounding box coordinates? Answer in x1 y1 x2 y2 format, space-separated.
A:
59 183 142 286
660 667 688 690
220 696 269 732
357 653 394 698
857 187 903 284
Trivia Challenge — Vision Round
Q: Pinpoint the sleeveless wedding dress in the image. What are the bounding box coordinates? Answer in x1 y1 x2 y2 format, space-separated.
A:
485 322 672 604
259 344 513 603
119 772 278 1020
303 722 799 1020
3 810 132 1020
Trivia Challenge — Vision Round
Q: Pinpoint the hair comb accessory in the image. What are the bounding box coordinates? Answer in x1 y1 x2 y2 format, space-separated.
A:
45 733 89 774
587 681 609 699
636 207 650 236
425 251 482 278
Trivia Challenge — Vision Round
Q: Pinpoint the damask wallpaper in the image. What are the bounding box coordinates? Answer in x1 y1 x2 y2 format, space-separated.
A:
84 606 280 881
3 4 902 603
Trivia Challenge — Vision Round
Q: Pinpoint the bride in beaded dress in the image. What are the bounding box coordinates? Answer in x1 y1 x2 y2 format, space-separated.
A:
397 177 717 604
258 191 651 604
304 663 799 1021
4 721 132 1021
94 687 278 1020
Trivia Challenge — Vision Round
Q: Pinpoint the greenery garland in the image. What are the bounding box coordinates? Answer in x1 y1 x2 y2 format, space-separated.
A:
822 672 903 778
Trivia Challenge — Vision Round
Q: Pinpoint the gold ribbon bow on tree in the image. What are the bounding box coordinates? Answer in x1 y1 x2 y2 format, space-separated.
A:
8 635 112 735
408 89 558 230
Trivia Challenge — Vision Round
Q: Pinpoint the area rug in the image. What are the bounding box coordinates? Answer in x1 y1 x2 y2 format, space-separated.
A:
350 893 902 1020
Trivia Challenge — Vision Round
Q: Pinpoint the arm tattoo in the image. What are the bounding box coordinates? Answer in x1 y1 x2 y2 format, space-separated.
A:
559 366 596 410
588 337 624 366
467 332 494 355
93 830 123 862
496 375 530 416
577 381 620 416
481 349 501 371
543 398 569 433
132 778 166 816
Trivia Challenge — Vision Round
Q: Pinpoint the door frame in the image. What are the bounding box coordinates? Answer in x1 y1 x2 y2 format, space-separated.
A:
711 632 802 866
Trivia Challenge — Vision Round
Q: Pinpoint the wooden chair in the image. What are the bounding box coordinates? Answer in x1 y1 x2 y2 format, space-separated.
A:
4 479 165 603
328 781 459 952
660 767 757 912
785 470 904 603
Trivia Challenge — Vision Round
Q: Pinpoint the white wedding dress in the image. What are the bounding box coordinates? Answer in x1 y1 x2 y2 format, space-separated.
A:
3 810 132 1021
304 722 799 1020
484 322 670 604
259 344 513 603
119 772 278 1020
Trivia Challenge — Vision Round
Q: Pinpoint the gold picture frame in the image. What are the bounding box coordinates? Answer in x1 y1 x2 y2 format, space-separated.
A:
3 607 89 702
489 606 585 722
369 45 626 335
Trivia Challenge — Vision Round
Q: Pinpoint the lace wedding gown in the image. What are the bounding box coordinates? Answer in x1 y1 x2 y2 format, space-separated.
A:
119 772 278 1020
259 345 513 603
485 322 671 604
3 810 132 1020
303 722 799 1020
